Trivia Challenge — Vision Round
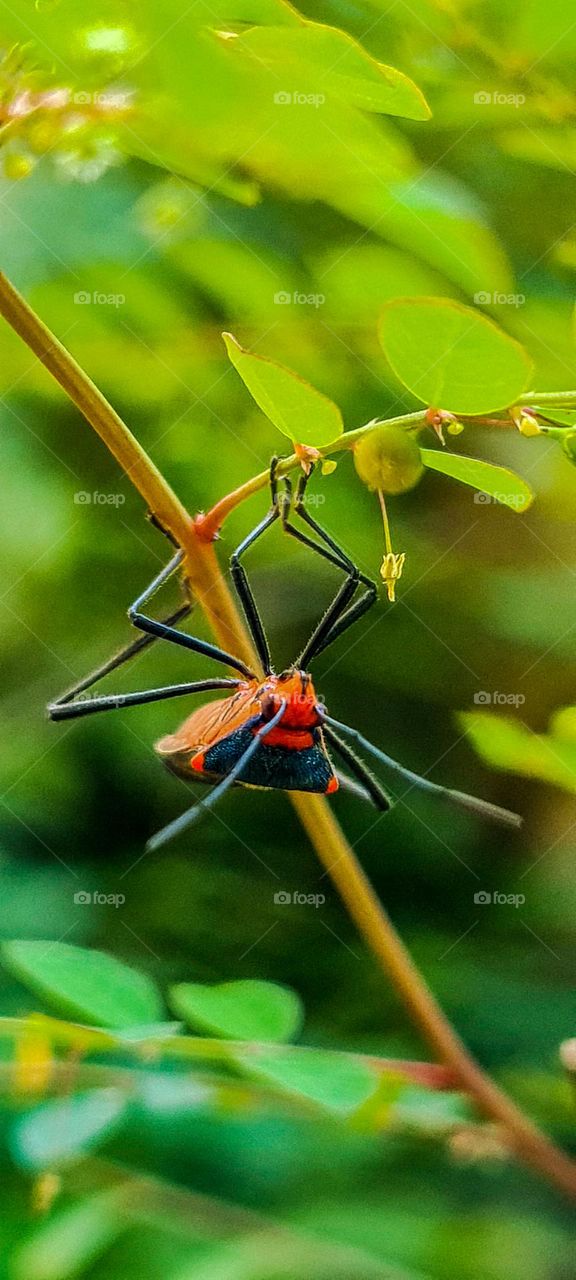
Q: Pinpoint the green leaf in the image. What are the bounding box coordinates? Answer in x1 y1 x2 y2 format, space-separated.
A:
392 1086 472 1134
1 941 162 1029
421 450 534 512
12 1188 127 1280
11 1089 127 1171
170 980 303 1043
378 298 533 414
231 1044 381 1116
223 333 343 445
232 24 431 119
459 708 576 795
499 127 576 172
318 243 457 327
369 174 515 298
213 0 303 27
243 1046 379 1113
168 240 291 321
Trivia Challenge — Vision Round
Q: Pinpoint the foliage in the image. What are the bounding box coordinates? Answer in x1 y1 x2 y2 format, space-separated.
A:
378 299 533 415
0 0 576 1276
460 706 576 796
223 333 343 446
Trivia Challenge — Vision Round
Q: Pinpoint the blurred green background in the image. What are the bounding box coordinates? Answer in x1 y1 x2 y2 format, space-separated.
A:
0 0 575 1276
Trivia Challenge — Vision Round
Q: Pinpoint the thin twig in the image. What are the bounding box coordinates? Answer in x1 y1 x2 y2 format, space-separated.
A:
195 411 427 540
197 392 576 541
1 270 575 1199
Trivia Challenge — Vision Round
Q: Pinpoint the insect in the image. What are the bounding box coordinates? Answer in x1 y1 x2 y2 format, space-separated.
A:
49 460 521 849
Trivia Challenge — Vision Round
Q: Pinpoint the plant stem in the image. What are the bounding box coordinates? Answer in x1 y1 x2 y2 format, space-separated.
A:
293 795 576 1197
0 1014 455 1088
0 274 192 547
1 270 575 1199
524 390 576 408
0 271 252 662
197 395 576 541
195 412 427 540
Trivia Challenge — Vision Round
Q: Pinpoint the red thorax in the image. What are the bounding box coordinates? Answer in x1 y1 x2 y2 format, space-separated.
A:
259 670 322 747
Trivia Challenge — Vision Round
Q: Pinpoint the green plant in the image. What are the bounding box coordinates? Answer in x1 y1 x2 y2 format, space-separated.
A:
2 3 576 1273
1 272 575 1205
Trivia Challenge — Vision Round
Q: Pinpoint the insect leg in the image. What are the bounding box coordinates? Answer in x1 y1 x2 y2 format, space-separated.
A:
146 698 287 850
48 599 189 709
334 770 377 805
301 584 378 665
230 510 279 675
48 599 197 719
322 723 391 812
49 677 241 721
129 550 256 680
49 550 254 718
324 716 522 829
228 457 298 675
275 471 376 667
293 469 378 661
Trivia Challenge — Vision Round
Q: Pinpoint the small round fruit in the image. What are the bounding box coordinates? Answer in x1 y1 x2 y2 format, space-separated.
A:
354 424 424 495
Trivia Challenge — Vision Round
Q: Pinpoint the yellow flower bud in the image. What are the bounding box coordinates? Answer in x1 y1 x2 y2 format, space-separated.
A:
518 415 541 437
380 551 406 602
510 406 542 437
294 442 321 472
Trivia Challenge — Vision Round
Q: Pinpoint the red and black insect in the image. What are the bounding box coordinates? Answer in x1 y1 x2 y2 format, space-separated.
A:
49 461 521 848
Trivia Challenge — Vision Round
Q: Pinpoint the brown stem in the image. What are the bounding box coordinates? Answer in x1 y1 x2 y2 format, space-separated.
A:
1 270 575 1199
198 398 576 542
196 411 427 541
293 795 576 1197
0 271 251 661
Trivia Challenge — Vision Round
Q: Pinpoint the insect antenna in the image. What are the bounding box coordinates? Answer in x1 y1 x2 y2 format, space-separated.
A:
324 716 522 829
335 770 381 804
323 723 391 812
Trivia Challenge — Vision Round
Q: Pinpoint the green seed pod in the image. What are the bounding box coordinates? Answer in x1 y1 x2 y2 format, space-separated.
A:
354 424 424 495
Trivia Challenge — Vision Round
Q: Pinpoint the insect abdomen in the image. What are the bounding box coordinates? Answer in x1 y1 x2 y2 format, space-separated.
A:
203 726 336 793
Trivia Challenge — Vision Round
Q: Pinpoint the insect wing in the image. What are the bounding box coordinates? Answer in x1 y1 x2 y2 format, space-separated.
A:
155 684 259 778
